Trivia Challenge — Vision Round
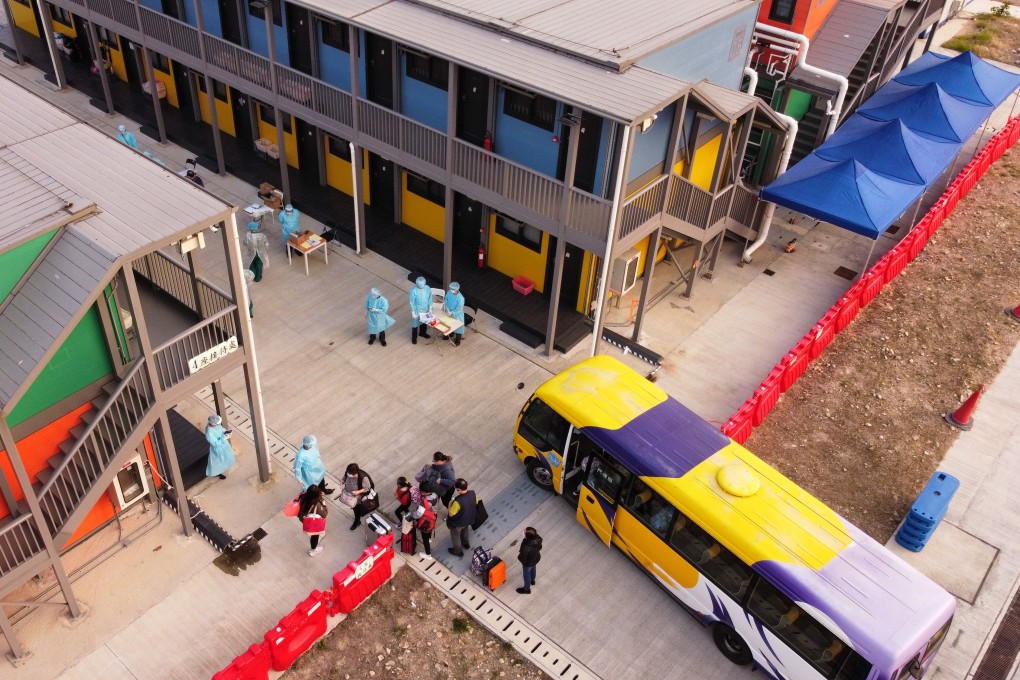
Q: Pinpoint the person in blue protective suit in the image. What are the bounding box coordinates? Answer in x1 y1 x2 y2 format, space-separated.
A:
117 124 138 150
366 287 395 346
142 150 166 166
244 220 270 282
280 204 301 246
445 281 466 347
408 276 433 345
205 414 235 480
294 434 332 492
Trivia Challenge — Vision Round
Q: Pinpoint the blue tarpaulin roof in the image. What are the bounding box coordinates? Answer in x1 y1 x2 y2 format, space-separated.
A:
815 117 959 184
896 51 1020 106
762 51 1020 239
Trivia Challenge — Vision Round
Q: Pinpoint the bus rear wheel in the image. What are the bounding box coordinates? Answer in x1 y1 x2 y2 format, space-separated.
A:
712 623 753 666
526 459 554 491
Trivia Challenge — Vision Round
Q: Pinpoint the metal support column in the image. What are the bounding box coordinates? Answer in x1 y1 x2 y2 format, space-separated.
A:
0 602 28 662
443 61 458 285
591 125 634 357
141 47 168 143
0 0 25 65
546 106 581 356
211 380 227 421
85 20 115 115
155 413 191 536
261 1 290 200
348 25 366 252
205 77 227 176
631 225 663 342
35 0 67 89
222 215 271 481
0 417 83 622
0 451 20 517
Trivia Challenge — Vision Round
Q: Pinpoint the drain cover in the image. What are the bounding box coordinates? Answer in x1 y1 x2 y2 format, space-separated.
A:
834 266 858 280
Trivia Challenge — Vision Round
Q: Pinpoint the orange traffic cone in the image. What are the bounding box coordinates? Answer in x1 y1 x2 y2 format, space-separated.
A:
1007 304 1020 323
944 385 984 431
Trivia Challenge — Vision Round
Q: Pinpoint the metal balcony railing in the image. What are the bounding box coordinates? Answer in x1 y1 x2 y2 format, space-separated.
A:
0 514 45 579
132 251 234 317
37 362 156 536
359 100 447 169
730 184 763 230
151 306 240 391
620 176 668 239
568 190 612 241
139 8 199 57
666 175 713 229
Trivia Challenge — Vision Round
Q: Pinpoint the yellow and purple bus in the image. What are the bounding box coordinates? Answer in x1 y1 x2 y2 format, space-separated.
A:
513 356 954 680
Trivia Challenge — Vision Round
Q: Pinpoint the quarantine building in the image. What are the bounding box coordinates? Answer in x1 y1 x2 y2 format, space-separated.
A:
4 0 790 353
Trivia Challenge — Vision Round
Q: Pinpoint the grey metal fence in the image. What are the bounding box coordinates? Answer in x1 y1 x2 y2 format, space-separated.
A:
0 514 45 579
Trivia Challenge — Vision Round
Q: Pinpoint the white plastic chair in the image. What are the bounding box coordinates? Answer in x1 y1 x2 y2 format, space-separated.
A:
431 287 446 314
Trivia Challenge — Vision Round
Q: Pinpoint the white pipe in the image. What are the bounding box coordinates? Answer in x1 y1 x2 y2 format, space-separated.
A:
743 67 758 96
754 23 848 138
589 125 633 357
743 112 797 262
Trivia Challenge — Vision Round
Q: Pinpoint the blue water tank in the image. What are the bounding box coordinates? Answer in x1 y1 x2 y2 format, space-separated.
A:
895 471 960 552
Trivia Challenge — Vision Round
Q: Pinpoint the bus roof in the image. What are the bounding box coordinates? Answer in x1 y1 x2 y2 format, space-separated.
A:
535 356 955 667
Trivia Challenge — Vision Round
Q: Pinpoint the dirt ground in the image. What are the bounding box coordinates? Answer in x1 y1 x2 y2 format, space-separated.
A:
747 147 1020 540
943 12 1020 63
282 566 547 680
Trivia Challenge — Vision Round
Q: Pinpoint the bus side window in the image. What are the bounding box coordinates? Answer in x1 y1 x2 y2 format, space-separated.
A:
585 457 628 504
519 398 570 453
749 579 868 678
622 481 674 537
669 513 753 601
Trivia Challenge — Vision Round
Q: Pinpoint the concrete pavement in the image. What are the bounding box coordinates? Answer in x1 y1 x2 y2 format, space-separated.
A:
0 11 1018 678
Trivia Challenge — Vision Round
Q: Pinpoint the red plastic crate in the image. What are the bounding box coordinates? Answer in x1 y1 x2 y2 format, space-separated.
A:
512 276 534 295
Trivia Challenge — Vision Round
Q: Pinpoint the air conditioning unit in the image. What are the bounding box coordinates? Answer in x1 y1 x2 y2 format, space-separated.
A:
112 455 149 510
610 248 641 295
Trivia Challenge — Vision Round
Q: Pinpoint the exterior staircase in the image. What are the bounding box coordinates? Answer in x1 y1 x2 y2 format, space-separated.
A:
789 105 827 166
0 359 160 587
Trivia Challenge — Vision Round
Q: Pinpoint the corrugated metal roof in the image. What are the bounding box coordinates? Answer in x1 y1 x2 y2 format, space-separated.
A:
0 75 235 409
0 150 90 251
791 0 894 82
411 0 757 68
308 0 691 123
694 81 758 121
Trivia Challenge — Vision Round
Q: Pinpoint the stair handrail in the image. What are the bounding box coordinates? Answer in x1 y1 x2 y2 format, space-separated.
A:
150 305 237 354
37 358 153 500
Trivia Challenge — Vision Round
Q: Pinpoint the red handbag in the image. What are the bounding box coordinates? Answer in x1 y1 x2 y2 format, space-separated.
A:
302 514 326 533
283 497 300 517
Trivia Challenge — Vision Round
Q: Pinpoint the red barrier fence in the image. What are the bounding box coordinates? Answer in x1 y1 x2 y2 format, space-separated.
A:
331 532 395 615
212 533 395 678
212 644 271 680
265 591 329 671
720 115 1020 445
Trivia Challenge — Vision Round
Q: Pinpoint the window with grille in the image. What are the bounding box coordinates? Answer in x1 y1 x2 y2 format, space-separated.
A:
503 87 556 131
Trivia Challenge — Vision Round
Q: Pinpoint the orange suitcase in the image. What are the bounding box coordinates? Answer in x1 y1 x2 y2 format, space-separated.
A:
485 557 505 591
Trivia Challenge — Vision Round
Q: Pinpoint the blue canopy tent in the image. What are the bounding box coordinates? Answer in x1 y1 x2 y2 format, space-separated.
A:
761 51 1020 241
760 157 924 239
815 117 959 185
856 81 992 143
895 51 1020 106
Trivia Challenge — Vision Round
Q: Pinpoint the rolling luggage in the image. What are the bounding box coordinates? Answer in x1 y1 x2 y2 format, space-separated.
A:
484 557 505 591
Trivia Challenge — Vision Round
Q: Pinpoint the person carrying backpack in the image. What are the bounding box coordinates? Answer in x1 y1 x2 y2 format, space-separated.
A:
446 478 476 557
407 483 438 561
339 463 376 530
430 452 457 508
394 477 412 521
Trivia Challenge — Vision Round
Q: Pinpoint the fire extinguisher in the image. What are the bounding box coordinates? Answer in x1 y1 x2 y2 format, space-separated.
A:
478 244 486 268
483 131 493 153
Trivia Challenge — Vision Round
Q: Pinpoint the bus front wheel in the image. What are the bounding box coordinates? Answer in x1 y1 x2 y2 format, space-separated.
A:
711 624 753 666
526 459 554 491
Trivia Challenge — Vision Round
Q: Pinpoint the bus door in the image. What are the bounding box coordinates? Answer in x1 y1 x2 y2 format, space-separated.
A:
577 454 630 546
